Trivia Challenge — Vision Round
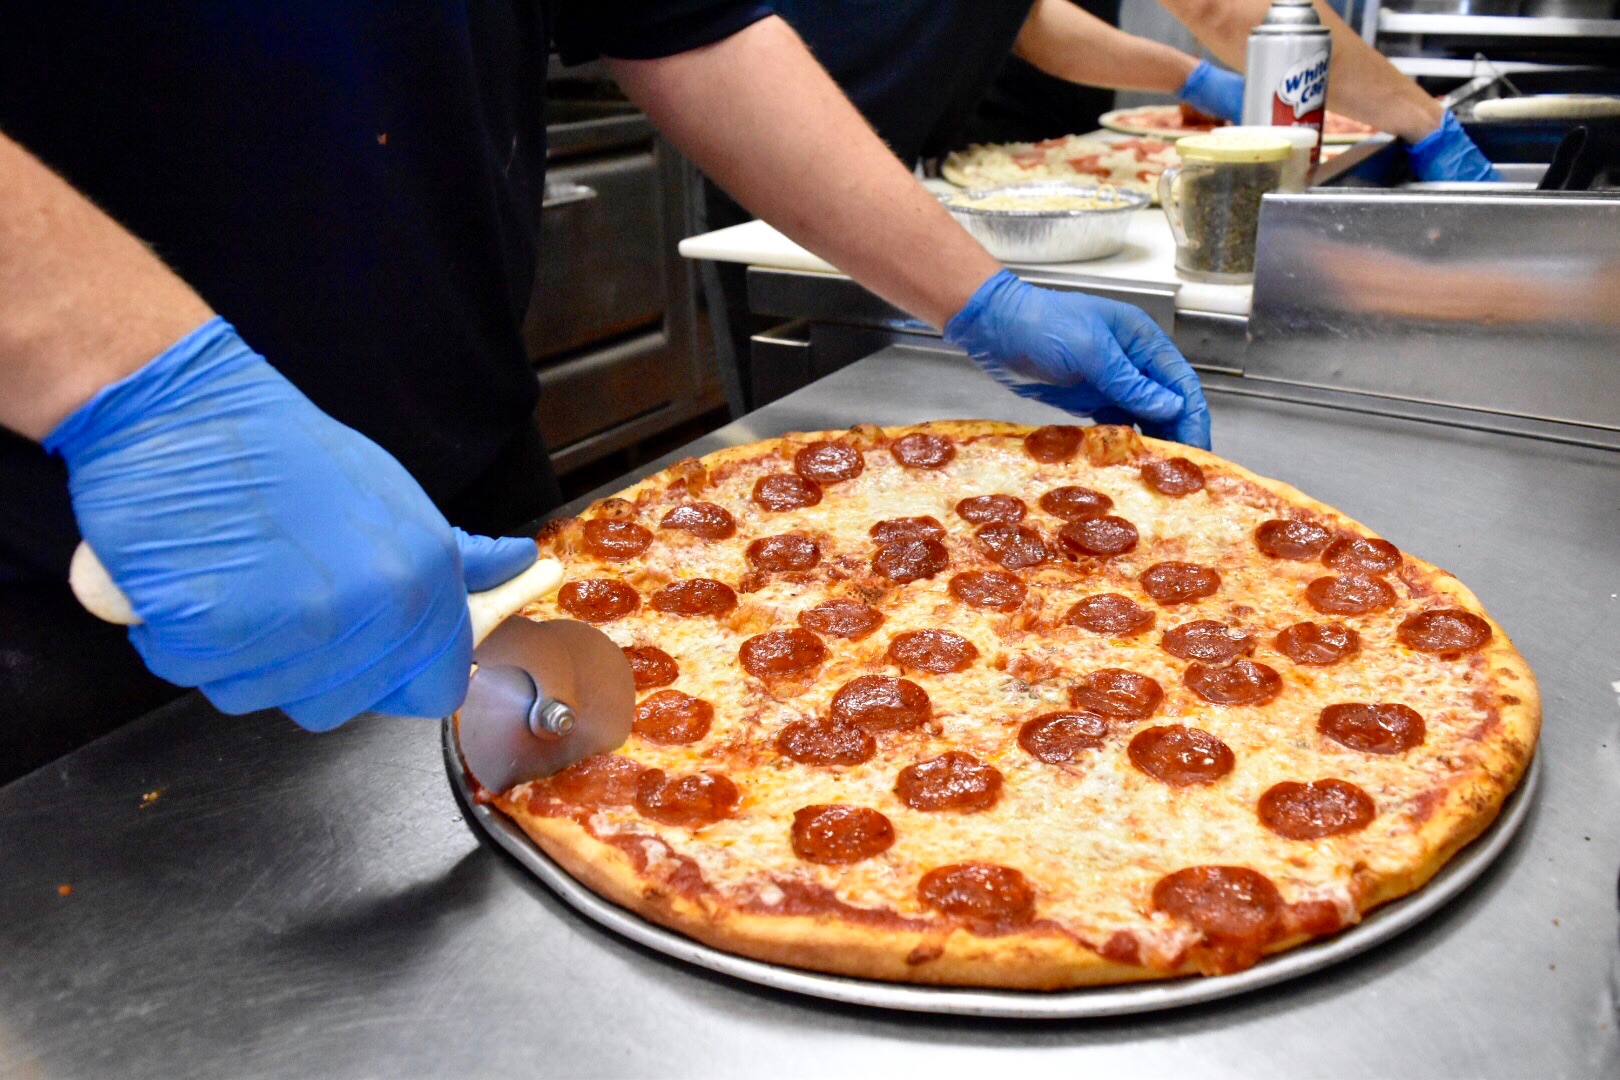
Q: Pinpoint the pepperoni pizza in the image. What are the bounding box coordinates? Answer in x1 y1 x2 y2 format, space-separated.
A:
478 421 1538 988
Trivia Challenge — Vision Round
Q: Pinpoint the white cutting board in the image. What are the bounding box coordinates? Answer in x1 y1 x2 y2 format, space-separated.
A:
678 208 1253 317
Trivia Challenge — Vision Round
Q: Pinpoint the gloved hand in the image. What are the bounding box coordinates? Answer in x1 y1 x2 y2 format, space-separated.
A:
944 270 1211 449
44 317 538 731
1407 110 1500 183
1175 60 1245 124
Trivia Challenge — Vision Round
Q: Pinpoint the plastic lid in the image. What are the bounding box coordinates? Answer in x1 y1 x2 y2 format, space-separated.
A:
1176 132 1294 164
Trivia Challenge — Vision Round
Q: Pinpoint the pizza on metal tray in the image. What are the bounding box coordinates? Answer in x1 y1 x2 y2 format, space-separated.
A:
475 421 1538 989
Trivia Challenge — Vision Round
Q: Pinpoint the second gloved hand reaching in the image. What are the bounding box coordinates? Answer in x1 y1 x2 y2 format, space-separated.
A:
944 270 1211 449
45 318 537 731
1176 59 1244 124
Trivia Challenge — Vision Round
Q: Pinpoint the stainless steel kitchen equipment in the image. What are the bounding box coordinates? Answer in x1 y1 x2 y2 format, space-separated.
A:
2 347 1615 1076
528 72 723 476
444 703 1542 1018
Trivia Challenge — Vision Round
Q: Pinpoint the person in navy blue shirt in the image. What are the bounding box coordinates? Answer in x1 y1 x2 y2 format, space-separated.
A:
0 1 1210 776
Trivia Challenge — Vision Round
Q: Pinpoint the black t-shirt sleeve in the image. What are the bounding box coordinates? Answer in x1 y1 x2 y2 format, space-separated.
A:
554 0 772 64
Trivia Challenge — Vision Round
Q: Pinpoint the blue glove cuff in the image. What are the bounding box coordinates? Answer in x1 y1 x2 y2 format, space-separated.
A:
44 316 254 465
1175 60 1214 104
1407 110 1501 183
1175 60 1244 123
943 269 1021 351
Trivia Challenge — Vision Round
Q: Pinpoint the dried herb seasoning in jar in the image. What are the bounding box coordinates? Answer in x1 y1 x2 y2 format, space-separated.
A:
1159 132 1292 284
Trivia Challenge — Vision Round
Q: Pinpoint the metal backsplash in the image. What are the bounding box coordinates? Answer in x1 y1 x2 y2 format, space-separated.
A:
1248 190 1620 429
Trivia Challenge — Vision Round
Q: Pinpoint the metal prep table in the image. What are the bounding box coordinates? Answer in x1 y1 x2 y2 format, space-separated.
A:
3 345 1618 1078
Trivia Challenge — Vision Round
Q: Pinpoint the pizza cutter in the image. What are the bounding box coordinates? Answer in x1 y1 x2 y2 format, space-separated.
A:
67 542 634 791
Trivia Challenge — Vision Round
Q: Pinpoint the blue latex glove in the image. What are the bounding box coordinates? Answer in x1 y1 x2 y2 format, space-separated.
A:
1175 60 1244 124
1407 110 1500 182
44 317 538 731
944 270 1211 449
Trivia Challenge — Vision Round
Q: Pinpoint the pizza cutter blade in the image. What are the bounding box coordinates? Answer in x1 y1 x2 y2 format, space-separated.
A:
67 540 634 791
458 617 635 792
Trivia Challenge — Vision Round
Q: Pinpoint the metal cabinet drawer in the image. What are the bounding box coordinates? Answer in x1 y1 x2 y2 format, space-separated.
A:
524 150 665 361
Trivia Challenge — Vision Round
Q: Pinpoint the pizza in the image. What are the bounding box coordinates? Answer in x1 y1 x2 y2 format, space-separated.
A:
478 421 1538 989
1102 104 1380 144
942 135 1178 198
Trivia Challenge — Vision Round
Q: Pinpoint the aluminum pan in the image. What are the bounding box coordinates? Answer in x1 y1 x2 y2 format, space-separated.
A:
443 717 1540 1019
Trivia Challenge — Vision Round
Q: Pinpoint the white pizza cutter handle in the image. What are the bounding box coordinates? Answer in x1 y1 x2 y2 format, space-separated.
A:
67 541 564 648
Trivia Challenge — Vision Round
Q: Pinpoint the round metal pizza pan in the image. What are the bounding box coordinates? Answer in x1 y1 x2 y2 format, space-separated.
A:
443 717 1540 1019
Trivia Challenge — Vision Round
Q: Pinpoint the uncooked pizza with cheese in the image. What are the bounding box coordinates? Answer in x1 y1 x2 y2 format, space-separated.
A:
942 135 1179 197
481 421 1538 988
1102 104 1379 144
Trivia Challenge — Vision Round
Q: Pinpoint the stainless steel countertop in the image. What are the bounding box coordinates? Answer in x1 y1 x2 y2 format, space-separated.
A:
4 346 1618 1079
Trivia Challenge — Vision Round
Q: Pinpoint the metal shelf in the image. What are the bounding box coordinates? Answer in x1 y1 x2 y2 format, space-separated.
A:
1378 12 1620 37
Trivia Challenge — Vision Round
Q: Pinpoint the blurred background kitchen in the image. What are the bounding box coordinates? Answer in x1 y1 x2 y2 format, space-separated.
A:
537 0 1619 508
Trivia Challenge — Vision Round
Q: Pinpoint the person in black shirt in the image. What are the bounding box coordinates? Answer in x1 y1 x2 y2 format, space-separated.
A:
0 2 1208 777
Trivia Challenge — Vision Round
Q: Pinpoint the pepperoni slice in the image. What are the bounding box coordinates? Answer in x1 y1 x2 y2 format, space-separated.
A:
791 805 895 864
1305 574 1396 615
1141 457 1206 496
886 629 978 674
955 494 1026 525
558 579 639 623
918 863 1035 924
1318 703 1426 754
948 570 1026 611
547 754 647 808
753 474 822 511
794 440 863 484
798 598 884 640
1258 779 1376 840
1018 711 1108 763
895 751 1002 811
747 532 821 572
1152 866 1283 970
1058 516 1139 557
739 628 827 679
975 523 1048 569
830 674 931 733
1184 660 1282 707
1140 562 1220 605
875 538 949 583
634 770 739 828
1039 485 1113 521
633 689 714 745
869 516 945 545
1069 668 1163 719
582 518 653 561
1161 620 1254 663
890 432 956 469
775 715 876 766
1129 724 1235 786
651 578 738 617
1065 593 1155 637
1255 519 1332 560
1274 621 1360 665
623 645 678 690
1024 425 1083 463
660 502 736 541
1322 536 1401 574
1397 608 1492 654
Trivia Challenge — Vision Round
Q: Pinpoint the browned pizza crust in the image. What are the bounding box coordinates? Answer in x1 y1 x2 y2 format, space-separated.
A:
482 420 1539 989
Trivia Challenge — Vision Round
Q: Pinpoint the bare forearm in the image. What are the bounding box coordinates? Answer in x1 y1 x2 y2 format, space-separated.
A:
1157 0 1441 141
0 132 212 440
606 16 999 328
1015 0 1196 95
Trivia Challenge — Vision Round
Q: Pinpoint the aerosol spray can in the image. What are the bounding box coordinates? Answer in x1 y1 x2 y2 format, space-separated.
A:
1241 0 1332 164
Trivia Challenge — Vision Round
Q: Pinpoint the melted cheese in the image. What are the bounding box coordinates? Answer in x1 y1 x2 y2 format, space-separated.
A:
514 432 1512 959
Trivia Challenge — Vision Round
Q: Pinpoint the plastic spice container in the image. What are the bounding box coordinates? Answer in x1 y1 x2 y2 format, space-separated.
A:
1158 132 1292 284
